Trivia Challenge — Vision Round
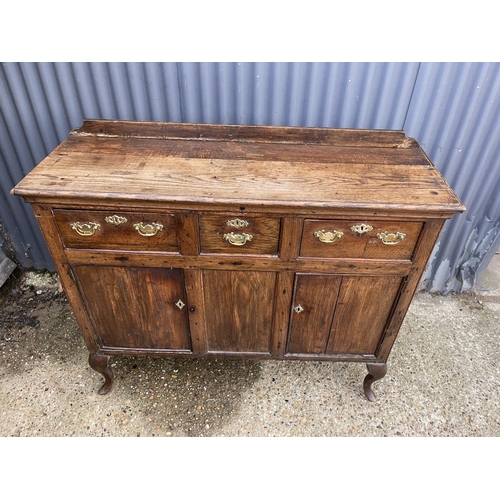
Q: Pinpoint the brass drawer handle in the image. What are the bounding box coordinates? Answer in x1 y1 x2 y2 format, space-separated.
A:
377 231 407 245
70 222 101 236
133 222 164 237
223 232 253 246
351 223 374 235
104 215 128 225
226 218 249 228
313 229 344 243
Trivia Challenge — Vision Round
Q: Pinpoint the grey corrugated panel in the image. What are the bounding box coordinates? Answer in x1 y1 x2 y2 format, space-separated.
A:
404 62 500 292
2 61 497 293
0 65 54 268
173 62 420 128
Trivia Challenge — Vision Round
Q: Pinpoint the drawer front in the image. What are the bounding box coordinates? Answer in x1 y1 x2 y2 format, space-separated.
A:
199 215 280 255
300 220 422 260
54 210 179 252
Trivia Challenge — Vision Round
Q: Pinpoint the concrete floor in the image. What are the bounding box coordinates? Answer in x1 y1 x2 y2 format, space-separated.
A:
1 255 499 438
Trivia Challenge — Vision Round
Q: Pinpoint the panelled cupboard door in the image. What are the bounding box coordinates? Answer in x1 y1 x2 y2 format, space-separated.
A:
286 274 342 354
287 274 404 356
202 270 277 354
326 276 404 355
74 266 192 351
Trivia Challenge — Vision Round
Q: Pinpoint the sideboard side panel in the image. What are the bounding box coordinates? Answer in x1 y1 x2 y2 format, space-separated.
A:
377 219 446 360
31 203 100 353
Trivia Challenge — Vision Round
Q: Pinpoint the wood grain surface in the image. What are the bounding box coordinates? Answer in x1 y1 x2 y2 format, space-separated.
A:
75 266 192 350
300 219 422 260
199 215 280 255
74 119 415 147
287 274 342 355
54 209 179 252
326 276 403 355
202 270 276 353
12 120 465 215
11 121 465 398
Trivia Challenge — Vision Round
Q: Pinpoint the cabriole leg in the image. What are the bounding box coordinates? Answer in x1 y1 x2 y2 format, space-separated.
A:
363 362 387 402
88 353 114 395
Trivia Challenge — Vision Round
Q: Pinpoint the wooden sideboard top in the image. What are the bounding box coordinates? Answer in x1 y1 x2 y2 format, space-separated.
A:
12 120 465 216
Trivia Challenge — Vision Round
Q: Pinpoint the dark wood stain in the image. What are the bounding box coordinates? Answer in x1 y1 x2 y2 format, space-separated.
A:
300 219 422 261
11 120 465 399
75 266 191 350
287 274 342 354
202 270 276 353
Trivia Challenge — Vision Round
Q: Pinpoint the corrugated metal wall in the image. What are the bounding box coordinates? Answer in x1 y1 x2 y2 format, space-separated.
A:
1 62 499 292
405 63 500 292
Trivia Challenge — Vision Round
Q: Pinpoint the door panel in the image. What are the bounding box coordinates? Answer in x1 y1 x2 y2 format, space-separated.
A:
287 274 342 354
75 266 191 350
326 276 403 355
202 270 276 353
286 274 403 356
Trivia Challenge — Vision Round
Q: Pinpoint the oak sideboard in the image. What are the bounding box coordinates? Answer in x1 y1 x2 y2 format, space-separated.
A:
12 120 464 400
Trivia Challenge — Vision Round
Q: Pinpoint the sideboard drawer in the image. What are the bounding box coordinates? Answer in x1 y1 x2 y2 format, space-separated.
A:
54 210 179 252
199 215 280 255
300 220 422 260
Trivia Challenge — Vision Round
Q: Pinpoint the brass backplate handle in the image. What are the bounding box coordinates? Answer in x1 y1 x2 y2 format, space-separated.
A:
377 231 407 245
133 222 164 237
105 215 128 225
351 223 374 235
223 232 253 246
70 222 101 236
314 229 344 243
226 218 249 228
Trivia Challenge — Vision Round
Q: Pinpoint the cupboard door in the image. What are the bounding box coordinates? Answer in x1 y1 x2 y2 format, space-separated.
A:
287 274 403 356
326 276 403 355
286 274 342 354
74 266 192 351
202 270 277 354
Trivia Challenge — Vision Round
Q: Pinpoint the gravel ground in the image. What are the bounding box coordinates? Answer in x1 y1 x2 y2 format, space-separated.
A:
1 259 499 439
